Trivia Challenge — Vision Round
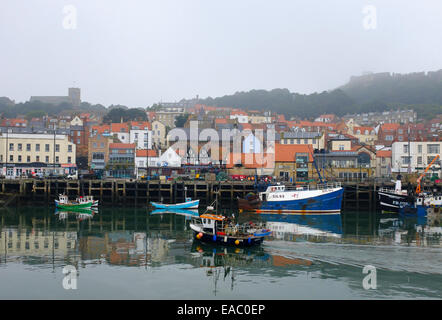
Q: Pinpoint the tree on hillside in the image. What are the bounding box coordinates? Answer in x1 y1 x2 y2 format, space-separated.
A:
175 114 190 127
103 107 147 123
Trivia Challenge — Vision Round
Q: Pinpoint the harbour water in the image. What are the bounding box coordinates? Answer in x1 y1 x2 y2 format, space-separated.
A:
0 206 441 299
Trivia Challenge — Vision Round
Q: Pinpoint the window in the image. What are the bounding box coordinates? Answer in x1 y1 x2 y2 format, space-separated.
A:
36 144 40 151
55 144 60 152
403 145 408 153
77 131 81 137
100 143 104 148
339 144 345 151
304 139 308 144
290 139 294 144
46 156 49 162
68 145 72 152
18 143 22 151
55 156 59 163
312 139 316 145
418 145 422 153
68 156 71 163
45 144 50 152
401 156 410 165
93 142 97 148
36 156 40 162
77 138 80 144
27 156 30 162
9 143 14 151
428 156 438 164
427 144 440 154
10 155 13 162
297 139 301 144
385 135 393 141
417 156 422 165
18 155 22 162
26 144 31 151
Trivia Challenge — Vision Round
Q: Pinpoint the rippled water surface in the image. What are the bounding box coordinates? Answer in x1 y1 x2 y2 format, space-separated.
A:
0 206 441 299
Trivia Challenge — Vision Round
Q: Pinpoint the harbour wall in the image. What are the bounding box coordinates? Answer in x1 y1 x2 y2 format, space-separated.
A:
0 179 440 210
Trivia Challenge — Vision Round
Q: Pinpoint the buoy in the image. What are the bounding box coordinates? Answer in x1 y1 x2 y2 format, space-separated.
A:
235 239 240 245
213 235 217 241
197 232 203 239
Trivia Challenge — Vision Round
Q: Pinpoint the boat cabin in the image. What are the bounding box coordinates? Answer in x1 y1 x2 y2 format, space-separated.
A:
58 194 69 204
199 214 225 234
76 195 94 204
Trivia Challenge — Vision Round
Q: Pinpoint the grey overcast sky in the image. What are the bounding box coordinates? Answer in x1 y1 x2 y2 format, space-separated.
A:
1 0 442 107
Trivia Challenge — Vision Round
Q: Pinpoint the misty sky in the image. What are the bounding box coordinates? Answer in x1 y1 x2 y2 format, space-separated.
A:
1 0 442 107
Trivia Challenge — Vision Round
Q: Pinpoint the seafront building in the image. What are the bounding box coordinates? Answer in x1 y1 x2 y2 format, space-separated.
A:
0 133 76 177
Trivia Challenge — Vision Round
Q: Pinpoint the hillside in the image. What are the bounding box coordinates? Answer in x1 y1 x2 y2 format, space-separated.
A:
196 70 442 119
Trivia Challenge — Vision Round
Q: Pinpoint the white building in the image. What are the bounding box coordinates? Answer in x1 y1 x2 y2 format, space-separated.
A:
129 123 152 150
135 149 158 177
391 141 441 176
230 112 249 124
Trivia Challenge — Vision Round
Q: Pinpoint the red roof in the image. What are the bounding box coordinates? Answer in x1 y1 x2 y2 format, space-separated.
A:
130 121 151 130
215 118 228 124
381 123 400 131
136 149 158 157
110 123 129 132
274 144 313 162
231 110 248 116
354 126 375 133
109 143 135 149
377 150 392 158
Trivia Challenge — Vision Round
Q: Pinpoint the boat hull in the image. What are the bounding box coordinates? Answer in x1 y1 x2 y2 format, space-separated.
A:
151 199 200 209
190 223 270 247
55 201 93 210
377 190 411 213
240 188 344 214
192 231 266 247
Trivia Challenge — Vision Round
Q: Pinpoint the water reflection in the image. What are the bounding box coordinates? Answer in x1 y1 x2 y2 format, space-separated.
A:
258 213 343 241
0 207 441 299
55 208 98 221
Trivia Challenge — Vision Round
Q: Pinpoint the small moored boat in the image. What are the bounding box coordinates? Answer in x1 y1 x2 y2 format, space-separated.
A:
190 214 271 247
55 194 98 210
150 198 199 210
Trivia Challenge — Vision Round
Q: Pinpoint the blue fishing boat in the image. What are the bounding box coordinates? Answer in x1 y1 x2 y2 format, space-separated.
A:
150 198 200 210
238 183 344 214
190 214 272 247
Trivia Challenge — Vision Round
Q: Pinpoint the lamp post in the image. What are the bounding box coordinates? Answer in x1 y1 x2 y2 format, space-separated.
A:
5 126 9 177
53 124 56 175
